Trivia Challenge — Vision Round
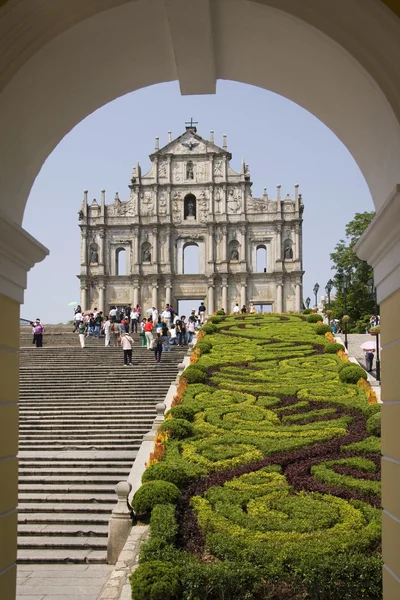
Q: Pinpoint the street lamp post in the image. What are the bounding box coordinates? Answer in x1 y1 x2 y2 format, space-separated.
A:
305 297 311 309
313 283 320 309
368 279 381 383
325 279 333 311
342 274 349 350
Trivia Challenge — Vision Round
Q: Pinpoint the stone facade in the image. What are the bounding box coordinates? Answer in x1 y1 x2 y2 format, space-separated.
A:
78 125 304 314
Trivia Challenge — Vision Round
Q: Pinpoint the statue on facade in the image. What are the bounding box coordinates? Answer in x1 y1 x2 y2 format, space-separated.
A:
231 246 239 260
186 161 194 180
187 199 195 216
89 243 99 263
284 241 293 260
143 247 151 262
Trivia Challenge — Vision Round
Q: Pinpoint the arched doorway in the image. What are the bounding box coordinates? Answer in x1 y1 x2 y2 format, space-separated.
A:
183 242 200 274
115 247 127 276
256 244 267 272
1 2 400 598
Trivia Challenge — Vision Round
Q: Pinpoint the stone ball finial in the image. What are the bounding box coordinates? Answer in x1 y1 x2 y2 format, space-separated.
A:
156 402 166 416
115 481 132 500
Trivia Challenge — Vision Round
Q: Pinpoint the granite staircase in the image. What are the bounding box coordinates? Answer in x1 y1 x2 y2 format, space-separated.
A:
18 325 185 564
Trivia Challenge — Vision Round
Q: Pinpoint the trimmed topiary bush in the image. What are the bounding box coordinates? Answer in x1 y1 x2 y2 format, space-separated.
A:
196 341 212 355
338 364 367 384
201 324 217 335
181 365 207 384
366 412 381 437
168 405 195 422
160 418 193 440
315 323 331 335
130 561 181 600
324 342 345 354
302 308 313 314
209 316 223 324
142 459 204 488
132 481 181 516
306 313 323 323
149 503 178 544
216 309 226 315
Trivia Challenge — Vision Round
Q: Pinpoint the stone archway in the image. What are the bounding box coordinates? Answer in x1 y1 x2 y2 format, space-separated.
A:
1 2 400 598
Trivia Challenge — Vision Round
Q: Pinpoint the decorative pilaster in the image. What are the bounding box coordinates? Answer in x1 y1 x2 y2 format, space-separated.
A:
207 224 214 265
221 276 228 312
295 282 301 312
133 226 140 270
221 224 228 263
152 226 158 270
99 229 105 269
152 280 158 307
133 280 140 308
80 227 88 275
239 225 247 269
207 278 215 316
165 278 172 305
276 225 282 262
240 278 247 307
98 284 105 314
276 283 283 313
80 283 88 311
295 224 300 261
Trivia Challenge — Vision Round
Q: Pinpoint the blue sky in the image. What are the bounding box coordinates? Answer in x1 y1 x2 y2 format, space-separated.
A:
22 80 373 323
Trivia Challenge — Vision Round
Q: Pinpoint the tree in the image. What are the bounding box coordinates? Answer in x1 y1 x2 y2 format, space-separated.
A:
329 211 376 332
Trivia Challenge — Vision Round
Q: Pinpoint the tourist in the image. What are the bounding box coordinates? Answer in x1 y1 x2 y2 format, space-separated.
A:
241 304 247 314
187 317 196 343
154 333 163 363
34 319 45 348
169 324 178 345
144 317 154 350
161 321 171 352
93 307 98 319
120 332 134 366
111 321 119 347
198 301 206 323
161 304 172 328
152 306 159 325
78 320 87 348
131 307 139 333
86 314 95 337
366 349 374 372
103 316 111 346
109 305 117 323
118 319 126 336
249 303 256 314
94 311 103 338
140 318 147 347
233 303 240 314
73 308 82 332
135 304 141 320
169 304 175 324
156 316 163 336
177 316 187 346
30 321 36 345
124 305 131 326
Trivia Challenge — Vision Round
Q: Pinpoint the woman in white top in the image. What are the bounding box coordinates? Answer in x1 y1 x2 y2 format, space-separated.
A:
120 333 134 365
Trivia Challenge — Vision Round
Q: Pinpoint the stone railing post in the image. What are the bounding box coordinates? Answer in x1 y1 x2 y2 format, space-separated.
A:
107 481 133 564
152 402 166 430
175 362 186 383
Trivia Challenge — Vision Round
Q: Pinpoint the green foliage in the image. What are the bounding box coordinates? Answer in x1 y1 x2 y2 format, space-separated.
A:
314 323 331 335
202 324 217 335
330 211 376 324
216 309 226 315
324 342 345 354
338 364 367 383
306 313 323 323
132 481 181 516
159 418 193 440
302 308 313 314
168 405 195 422
367 412 381 437
142 452 205 488
209 316 223 324
196 341 212 355
181 365 207 384
311 458 380 495
130 561 181 600
149 504 178 545
341 436 381 454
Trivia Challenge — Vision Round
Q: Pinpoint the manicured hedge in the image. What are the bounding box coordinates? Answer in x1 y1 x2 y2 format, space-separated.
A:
132 481 181 516
131 313 381 599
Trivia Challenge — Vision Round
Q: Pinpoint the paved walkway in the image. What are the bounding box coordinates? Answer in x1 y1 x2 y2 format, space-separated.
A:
17 564 114 599
337 333 380 381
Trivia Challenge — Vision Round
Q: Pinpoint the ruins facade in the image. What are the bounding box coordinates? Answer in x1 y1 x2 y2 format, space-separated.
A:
78 124 304 314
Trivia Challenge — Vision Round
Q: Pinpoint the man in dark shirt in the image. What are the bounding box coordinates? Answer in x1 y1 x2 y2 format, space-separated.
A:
198 301 206 324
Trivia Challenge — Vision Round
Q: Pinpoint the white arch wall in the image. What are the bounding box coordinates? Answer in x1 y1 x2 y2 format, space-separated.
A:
0 0 400 227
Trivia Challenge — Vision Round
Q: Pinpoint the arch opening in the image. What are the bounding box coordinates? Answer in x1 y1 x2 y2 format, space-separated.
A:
256 244 267 273
116 247 127 275
183 242 200 274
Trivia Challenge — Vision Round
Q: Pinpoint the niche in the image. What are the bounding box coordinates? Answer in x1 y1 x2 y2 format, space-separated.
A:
184 194 197 219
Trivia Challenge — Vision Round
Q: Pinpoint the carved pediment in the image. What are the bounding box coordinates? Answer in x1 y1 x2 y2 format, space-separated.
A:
152 130 229 158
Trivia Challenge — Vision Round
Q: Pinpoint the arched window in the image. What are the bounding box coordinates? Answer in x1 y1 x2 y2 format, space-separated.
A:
256 245 267 272
184 194 196 219
183 242 200 274
116 248 126 276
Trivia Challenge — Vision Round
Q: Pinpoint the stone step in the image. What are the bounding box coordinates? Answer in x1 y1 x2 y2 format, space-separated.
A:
19 494 116 503
18 524 109 536
18 536 107 550
18 503 116 513
19 513 109 525
19 484 117 493
19 475 128 483
17 549 107 564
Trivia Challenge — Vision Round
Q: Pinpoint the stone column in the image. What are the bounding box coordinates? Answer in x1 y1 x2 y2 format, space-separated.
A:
80 284 88 311
0 213 48 600
208 224 214 263
207 279 215 316
80 227 88 274
295 283 301 312
133 283 140 309
98 230 105 268
240 280 247 307
221 225 228 263
295 225 300 261
208 185 214 217
276 283 283 313
152 281 158 307
165 278 172 305
165 225 171 267
133 227 140 268
222 276 228 312
152 227 158 267
166 185 172 218
98 284 105 314
276 225 282 261
240 225 247 268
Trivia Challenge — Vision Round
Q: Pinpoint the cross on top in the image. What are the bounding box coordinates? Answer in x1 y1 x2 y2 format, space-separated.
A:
185 118 198 128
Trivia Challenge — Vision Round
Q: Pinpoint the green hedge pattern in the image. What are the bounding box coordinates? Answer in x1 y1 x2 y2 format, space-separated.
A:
131 314 382 600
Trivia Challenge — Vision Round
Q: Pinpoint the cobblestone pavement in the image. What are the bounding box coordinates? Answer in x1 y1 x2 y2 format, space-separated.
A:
16 564 114 600
337 333 380 381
